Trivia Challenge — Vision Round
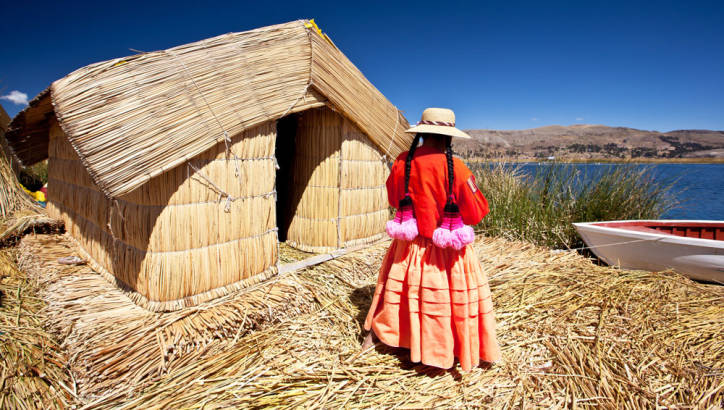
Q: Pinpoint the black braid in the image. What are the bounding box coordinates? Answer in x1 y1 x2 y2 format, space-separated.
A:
444 136 459 213
446 139 454 198
402 133 422 198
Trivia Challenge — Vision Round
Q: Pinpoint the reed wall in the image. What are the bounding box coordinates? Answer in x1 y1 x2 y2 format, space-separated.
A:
47 118 279 311
285 107 388 253
339 119 390 247
286 108 342 252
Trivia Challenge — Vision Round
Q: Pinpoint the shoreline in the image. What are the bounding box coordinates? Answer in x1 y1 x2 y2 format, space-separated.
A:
463 157 724 164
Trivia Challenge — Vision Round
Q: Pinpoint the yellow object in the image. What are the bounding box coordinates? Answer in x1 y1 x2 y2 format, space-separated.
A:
304 19 323 38
21 185 46 202
304 19 337 48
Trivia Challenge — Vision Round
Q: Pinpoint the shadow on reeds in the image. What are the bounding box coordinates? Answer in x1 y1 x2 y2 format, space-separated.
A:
349 284 486 380
350 284 375 342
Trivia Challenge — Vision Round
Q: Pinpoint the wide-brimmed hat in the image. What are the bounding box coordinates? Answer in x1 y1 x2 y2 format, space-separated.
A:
405 107 471 139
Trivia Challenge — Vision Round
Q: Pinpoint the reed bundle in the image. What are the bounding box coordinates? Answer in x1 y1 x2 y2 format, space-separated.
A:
0 105 35 218
6 20 411 199
14 231 723 408
0 210 62 247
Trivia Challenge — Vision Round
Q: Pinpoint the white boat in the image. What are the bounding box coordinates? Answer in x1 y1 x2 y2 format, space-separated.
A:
573 220 724 284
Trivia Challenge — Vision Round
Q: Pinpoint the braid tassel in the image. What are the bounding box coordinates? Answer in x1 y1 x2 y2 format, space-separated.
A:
386 196 419 241
386 134 421 241
432 142 475 250
432 202 475 250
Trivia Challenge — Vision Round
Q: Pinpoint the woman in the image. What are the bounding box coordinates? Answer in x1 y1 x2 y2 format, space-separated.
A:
362 108 500 372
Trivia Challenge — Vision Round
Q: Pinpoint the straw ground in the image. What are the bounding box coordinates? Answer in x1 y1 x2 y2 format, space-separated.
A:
0 249 73 408
8 230 723 408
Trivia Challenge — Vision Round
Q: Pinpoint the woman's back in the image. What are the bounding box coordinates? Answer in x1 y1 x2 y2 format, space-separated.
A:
386 145 489 238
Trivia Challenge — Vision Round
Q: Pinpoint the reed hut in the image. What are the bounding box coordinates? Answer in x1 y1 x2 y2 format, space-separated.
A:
5 20 412 311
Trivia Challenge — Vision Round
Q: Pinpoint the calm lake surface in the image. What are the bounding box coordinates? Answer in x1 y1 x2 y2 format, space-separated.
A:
516 163 724 220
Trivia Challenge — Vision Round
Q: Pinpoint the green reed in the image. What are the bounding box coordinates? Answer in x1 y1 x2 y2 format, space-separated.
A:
469 162 679 249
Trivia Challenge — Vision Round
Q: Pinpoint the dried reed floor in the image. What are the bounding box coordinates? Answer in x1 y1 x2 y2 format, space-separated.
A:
9 232 724 408
278 242 316 264
0 249 71 408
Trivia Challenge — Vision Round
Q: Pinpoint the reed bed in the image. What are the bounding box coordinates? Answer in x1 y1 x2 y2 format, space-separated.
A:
278 242 314 264
471 161 679 249
15 233 384 401
13 231 723 408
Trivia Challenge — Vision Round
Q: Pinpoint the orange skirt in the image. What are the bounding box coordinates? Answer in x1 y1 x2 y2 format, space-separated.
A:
364 237 500 371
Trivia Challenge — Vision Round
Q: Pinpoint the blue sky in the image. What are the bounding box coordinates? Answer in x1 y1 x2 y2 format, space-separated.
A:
1 0 722 131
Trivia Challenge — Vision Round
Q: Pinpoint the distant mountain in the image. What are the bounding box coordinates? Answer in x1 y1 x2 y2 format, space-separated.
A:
455 124 724 160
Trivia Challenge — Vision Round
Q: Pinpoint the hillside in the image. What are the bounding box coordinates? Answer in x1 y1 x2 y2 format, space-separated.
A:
455 124 724 160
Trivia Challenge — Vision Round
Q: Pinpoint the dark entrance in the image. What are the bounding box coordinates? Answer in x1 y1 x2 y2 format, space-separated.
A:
275 114 299 242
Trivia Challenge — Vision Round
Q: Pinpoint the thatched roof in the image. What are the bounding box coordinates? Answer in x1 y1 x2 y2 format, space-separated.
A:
6 20 411 198
0 104 35 217
4 88 52 167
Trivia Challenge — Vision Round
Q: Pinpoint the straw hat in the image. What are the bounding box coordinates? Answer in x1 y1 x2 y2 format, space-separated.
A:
405 108 471 139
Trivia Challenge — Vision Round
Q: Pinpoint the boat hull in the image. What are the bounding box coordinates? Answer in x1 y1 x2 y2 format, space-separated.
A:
574 221 724 283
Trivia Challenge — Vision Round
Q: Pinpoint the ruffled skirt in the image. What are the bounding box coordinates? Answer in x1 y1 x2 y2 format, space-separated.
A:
364 237 500 371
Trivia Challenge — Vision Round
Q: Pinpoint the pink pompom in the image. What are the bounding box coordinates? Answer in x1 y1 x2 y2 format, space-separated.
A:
432 226 452 248
433 204 474 249
453 225 475 247
386 220 401 239
448 233 464 250
397 218 419 241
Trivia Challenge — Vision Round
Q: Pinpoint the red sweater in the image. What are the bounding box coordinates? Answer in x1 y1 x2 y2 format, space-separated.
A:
387 145 489 238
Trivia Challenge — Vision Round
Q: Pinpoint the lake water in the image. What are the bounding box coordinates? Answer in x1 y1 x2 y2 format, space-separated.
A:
516 163 724 220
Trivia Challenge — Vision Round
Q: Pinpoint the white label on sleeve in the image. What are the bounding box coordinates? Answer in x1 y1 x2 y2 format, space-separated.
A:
467 176 478 193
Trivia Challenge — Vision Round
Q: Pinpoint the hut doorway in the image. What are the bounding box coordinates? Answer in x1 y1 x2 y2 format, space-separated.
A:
274 108 342 252
275 107 389 254
275 114 299 243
